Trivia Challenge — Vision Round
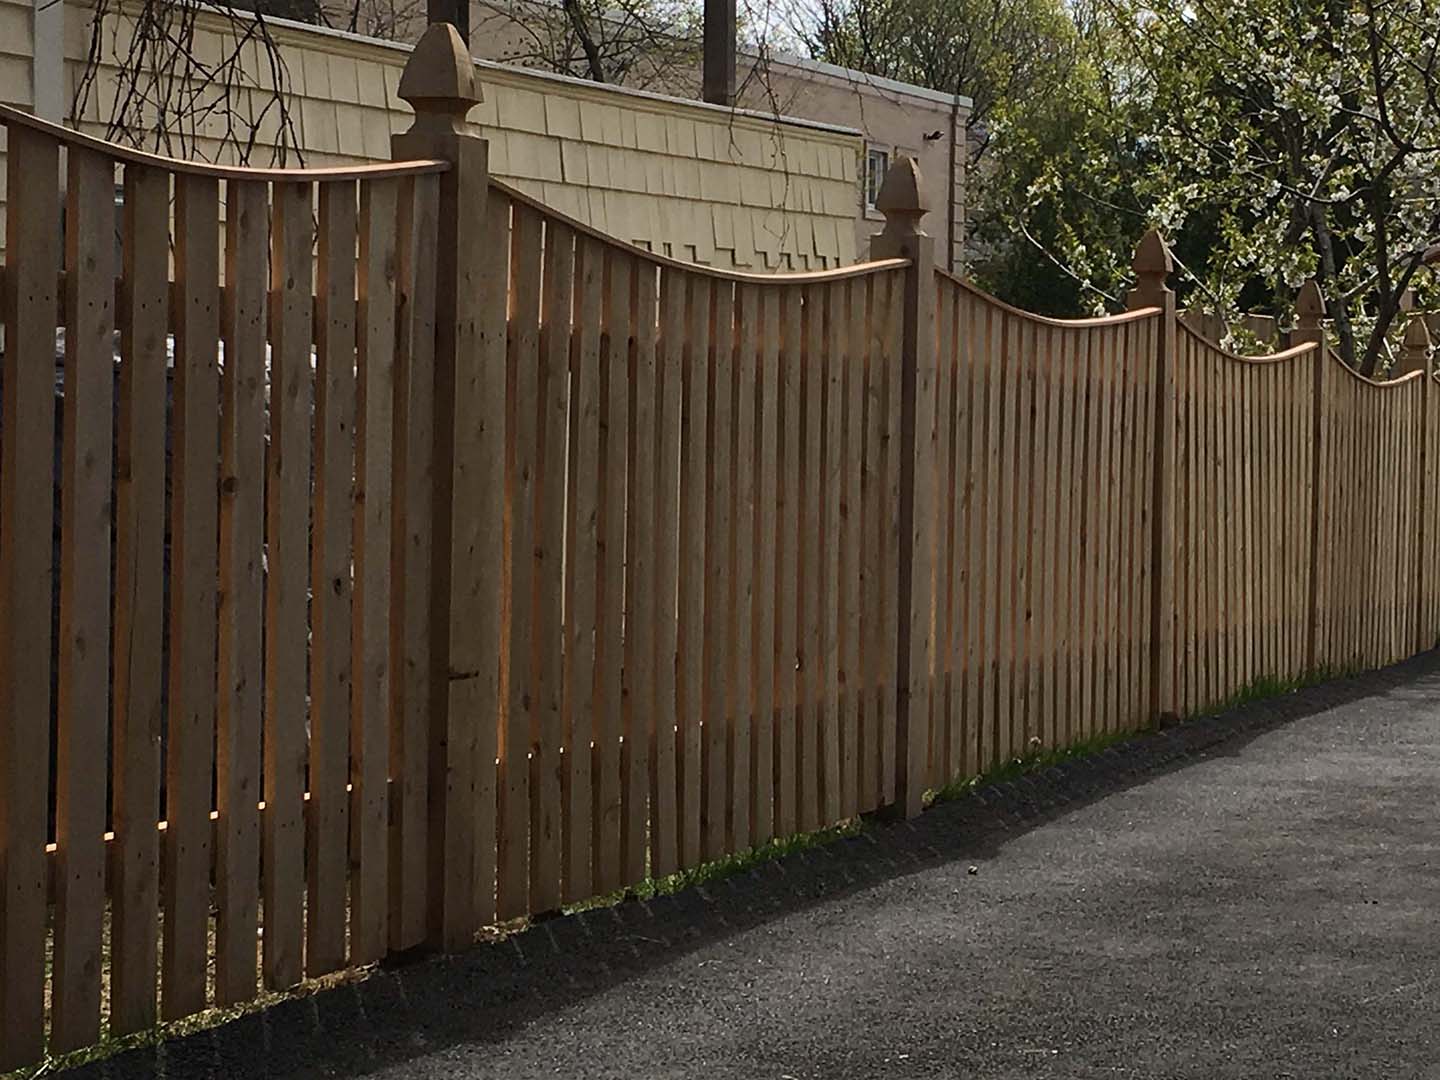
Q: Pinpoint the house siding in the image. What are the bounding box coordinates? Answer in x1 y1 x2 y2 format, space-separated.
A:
0 3 860 270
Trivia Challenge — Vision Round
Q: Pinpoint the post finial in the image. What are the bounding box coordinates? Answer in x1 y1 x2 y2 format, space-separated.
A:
1398 311 1433 376
1132 228 1172 276
399 22 482 136
1126 228 1173 309
875 156 928 242
1295 278 1325 330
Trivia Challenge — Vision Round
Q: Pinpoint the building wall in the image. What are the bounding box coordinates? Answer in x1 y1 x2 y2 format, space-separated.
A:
0 0 34 246
0 0 862 269
467 2 970 270
463 58 859 268
0 0 32 111
735 56 969 272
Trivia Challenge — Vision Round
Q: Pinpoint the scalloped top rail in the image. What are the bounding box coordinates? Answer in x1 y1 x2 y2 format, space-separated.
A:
0 104 450 181
1177 320 1318 366
936 266 1163 326
493 177 911 284
1326 347 1426 389
1179 320 1425 388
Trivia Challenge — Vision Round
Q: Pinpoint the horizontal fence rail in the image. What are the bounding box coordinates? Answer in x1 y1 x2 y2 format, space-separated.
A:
4 23 1440 1071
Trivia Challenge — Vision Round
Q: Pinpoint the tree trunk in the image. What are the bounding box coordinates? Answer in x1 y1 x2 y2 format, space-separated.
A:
1311 204 1358 370
562 0 607 82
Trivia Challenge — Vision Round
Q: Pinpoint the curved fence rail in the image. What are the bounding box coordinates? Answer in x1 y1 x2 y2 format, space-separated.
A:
482 179 911 918
923 271 1165 789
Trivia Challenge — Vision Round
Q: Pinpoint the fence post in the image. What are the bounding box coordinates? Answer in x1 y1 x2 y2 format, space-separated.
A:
1398 310 1433 376
1126 230 1178 725
393 22 498 951
1398 312 1434 652
1293 279 1327 671
870 158 935 818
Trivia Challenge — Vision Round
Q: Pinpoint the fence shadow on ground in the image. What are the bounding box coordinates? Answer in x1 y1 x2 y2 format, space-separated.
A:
59 649 1440 1080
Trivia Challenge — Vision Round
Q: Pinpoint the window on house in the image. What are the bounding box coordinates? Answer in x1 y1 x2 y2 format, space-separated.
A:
865 146 889 209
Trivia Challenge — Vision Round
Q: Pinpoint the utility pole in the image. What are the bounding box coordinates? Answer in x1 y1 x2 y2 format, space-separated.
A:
428 0 470 44
702 0 736 105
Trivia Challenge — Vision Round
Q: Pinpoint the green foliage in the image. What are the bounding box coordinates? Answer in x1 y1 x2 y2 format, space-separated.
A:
1002 0 1440 371
800 0 1077 137
810 0 1440 371
968 11 1148 314
1086 0 1440 372
924 728 1137 808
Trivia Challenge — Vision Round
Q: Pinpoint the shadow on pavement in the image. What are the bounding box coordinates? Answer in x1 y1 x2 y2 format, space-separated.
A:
63 649 1440 1079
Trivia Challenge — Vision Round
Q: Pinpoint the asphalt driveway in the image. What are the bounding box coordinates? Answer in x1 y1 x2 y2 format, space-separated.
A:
71 651 1440 1079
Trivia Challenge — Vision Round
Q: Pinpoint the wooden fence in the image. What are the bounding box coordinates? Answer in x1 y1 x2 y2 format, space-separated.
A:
1 21 1438 1071
922 274 1163 787
0 100 451 1064
1166 308 1440 714
1170 327 1320 716
1314 358 1439 673
479 181 910 917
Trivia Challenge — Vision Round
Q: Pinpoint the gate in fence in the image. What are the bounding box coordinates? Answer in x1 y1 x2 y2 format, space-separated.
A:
0 20 1436 1072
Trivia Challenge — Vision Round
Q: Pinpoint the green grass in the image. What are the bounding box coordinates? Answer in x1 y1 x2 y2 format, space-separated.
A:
571 664 1338 912
1193 677 1292 717
10 967 369 1079
562 817 868 915
923 665 1348 811
1190 663 1357 720
923 728 1138 809
15 822 873 1076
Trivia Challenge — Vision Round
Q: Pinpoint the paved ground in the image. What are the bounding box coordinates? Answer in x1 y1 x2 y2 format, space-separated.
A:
72 653 1440 1079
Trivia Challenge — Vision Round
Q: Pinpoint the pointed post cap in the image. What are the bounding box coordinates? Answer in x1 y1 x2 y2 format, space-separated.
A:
1126 228 1173 309
1131 228 1172 278
875 156 928 241
399 22 482 135
1398 311 1433 376
1295 278 1325 329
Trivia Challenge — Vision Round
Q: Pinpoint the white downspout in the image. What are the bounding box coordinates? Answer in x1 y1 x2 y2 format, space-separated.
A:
32 0 64 121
